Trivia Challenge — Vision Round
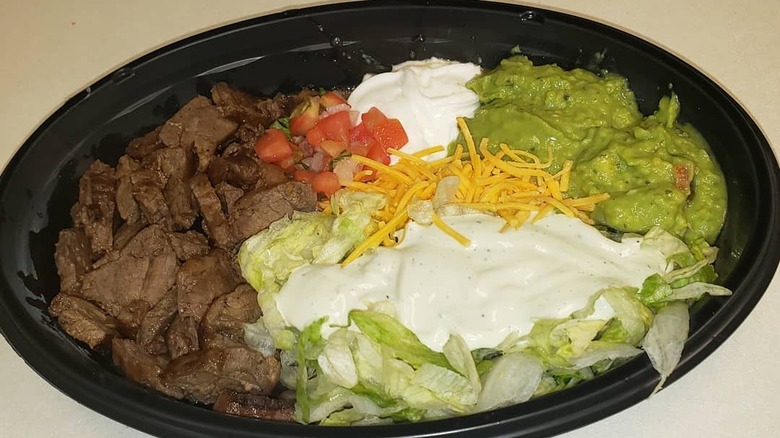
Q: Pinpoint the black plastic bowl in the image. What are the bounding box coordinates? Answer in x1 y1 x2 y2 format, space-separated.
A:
1 1 778 437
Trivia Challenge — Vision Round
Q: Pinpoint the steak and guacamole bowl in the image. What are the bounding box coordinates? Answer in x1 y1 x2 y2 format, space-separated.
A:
0 1 778 437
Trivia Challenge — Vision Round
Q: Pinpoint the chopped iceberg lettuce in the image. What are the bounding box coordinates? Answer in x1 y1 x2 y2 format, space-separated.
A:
642 301 690 392
237 208 730 424
237 190 385 349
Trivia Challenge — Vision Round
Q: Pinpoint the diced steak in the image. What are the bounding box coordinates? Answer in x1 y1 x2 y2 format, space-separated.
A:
207 154 261 190
77 256 150 316
256 162 289 189
176 248 241 321
164 176 196 230
49 294 118 350
141 147 195 184
167 231 209 261
115 299 152 340
137 288 177 355
112 221 146 253
115 155 141 179
142 252 179 305
214 182 245 216
158 96 238 172
163 347 281 404
214 390 295 422
71 161 116 257
77 230 178 317
211 83 286 129
126 126 163 159
120 224 174 258
116 156 142 224
130 169 173 229
166 314 200 360
202 284 261 350
229 181 317 243
116 175 140 224
189 174 232 248
54 228 93 294
112 338 183 399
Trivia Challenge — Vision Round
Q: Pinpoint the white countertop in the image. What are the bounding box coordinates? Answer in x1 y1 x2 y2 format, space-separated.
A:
1 1 778 437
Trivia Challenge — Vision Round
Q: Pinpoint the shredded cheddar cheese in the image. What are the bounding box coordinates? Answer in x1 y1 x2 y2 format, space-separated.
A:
339 117 610 265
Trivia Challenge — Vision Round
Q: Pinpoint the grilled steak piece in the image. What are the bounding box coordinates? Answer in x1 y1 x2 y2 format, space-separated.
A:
130 169 173 229
214 182 244 216
167 231 209 261
126 126 163 160
201 284 262 350
163 347 281 404
158 96 238 172
137 288 177 355
112 221 146 253
229 181 317 243
214 390 295 422
77 255 150 316
119 224 174 257
166 314 200 360
207 154 261 190
112 338 183 399
78 225 179 317
255 162 288 190
115 156 142 224
70 161 116 258
176 248 241 322
189 174 232 248
49 294 118 350
211 83 286 130
164 176 197 230
115 299 152 340
141 146 195 184
54 228 93 294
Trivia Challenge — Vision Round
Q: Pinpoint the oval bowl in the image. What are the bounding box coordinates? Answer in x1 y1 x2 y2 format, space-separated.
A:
1 1 778 437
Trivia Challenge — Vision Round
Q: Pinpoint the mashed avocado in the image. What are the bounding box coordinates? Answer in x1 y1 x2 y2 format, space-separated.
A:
454 55 727 243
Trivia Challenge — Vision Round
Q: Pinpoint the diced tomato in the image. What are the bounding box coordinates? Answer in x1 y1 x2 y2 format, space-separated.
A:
320 140 347 157
255 129 294 164
361 107 388 132
348 123 376 156
316 111 351 145
306 126 327 147
371 118 409 151
293 169 317 184
366 143 391 165
312 171 341 197
289 97 321 136
320 91 349 108
674 164 691 191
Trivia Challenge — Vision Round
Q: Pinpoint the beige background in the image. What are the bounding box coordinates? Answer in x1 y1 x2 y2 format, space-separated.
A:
1 1 777 437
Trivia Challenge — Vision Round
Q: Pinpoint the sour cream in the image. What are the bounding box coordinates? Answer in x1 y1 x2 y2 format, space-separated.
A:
275 213 666 352
347 58 481 161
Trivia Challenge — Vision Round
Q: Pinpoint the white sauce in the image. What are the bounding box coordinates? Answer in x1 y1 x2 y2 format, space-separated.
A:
275 213 666 352
347 58 481 162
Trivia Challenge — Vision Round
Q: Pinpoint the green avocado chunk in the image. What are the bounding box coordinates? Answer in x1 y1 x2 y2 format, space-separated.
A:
454 55 726 243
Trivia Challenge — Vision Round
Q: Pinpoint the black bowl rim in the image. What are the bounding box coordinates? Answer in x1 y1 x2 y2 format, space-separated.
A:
1 1 779 437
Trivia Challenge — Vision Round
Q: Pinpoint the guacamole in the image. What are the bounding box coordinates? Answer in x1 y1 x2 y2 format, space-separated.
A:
455 56 727 243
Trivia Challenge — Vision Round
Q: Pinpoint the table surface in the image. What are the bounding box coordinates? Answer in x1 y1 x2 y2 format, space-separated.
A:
1 1 778 437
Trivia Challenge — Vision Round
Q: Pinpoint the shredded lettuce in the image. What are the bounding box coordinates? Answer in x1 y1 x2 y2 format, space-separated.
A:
238 209 730 424
238 190 385 348
642 301 690 393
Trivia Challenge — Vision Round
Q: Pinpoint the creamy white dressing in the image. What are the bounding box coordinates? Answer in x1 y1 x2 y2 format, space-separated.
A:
347 58 481 162
275 213 666 351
